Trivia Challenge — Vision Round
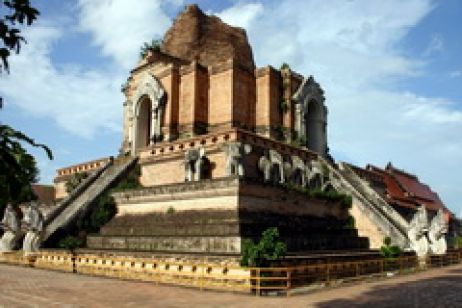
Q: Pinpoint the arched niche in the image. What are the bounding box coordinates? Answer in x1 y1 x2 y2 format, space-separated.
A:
134 95 152 150
292 76 328 156
306 99 325 154
130 73 166 154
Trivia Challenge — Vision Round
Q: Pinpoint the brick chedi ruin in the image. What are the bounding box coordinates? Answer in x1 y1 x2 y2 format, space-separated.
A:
44 4 454 258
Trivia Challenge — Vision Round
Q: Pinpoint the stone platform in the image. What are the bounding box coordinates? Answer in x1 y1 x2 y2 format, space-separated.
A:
87 177 368 254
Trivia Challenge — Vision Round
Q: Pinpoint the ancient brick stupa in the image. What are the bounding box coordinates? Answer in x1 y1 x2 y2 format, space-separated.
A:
52 5 372 255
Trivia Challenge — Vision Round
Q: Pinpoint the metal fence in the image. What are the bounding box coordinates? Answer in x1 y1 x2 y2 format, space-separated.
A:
2 250 461 296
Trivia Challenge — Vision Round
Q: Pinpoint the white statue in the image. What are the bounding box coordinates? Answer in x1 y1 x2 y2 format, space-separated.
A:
222 142 252 177
306 159 324 190
407 206 429 258
258 150 285 184
0 203 22 252
23 201 45 253
184 147 208 181
428 209 448 255
289 155 308 187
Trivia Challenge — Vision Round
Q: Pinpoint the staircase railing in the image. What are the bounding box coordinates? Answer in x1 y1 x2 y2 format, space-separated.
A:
42 157 137 243
319 158 409 247
338 162 409 235
45 157 114 226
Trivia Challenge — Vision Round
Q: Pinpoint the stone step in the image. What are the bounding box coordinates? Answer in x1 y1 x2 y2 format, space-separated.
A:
42 157 138 244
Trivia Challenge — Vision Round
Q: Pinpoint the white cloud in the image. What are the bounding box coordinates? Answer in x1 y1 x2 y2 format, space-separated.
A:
1 1 461 214
77 0 173 69
214 3 264 31
215 0 462 212
424 33 444 56
1 0 186 138
0 26 122 138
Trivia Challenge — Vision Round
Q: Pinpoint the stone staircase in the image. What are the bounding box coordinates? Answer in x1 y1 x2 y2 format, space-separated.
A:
42 157 138 244
320 159 409 248
338 162 410 233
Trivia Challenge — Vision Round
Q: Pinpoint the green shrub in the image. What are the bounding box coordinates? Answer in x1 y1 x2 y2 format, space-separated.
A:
58 235 83 251
140 39 162 58
280 63 290 71
279 100 289 113
112 165 142 191
166 206 175 214
65 172 89 193
380 236 402 259
241 227 287 267
344 215 355 229
456 236 462 248
310 189 352 209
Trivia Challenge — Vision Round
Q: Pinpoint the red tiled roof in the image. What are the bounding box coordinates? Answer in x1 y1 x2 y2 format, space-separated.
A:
31 184 55 205
365 163 453 217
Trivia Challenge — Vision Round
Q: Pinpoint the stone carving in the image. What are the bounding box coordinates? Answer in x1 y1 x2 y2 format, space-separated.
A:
306 159 325 190
407 206 429 258
428 209 448 255
23 201 45 253
286 155 307 186
258 150 285 184
184 147 209 181
222 142 252 177
0 204 21 252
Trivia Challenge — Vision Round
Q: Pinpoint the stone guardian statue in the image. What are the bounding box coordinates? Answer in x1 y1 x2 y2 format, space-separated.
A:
222 142 252 177
428 209 448 255
184 147 208 181
23 201 45 254
407 205 430 258
258 150 285 184
0 203 22 252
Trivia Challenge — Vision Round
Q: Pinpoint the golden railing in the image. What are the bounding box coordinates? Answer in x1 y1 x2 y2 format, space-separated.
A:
2 250 461 296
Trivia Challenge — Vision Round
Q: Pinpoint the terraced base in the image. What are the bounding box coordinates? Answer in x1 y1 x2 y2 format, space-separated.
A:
86 178 369 254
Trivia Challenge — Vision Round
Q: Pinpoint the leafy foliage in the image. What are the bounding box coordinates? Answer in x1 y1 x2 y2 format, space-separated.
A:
57 235 83 251
281 183 353 209
0 124 52 214
456 236 462 248
140 39 162 58
1 0 40 73
344 215 355 229
59 164 142 247
65 171 89 193
279 100 289 114
280 62 290 71
0 2 52 215
112 164 141 191
380 236 402 260
241 227 287 267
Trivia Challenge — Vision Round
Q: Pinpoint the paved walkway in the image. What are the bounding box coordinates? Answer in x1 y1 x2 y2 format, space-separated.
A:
0 263 461 307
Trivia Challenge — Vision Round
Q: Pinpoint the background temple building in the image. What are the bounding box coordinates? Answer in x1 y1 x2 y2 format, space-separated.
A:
47 5 455 256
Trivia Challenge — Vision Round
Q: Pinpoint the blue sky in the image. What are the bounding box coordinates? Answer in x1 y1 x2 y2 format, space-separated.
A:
1 0 461 217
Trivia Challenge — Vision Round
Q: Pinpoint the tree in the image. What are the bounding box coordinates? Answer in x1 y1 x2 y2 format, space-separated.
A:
1 0 39 74
241 227 287 267
0 1 52 215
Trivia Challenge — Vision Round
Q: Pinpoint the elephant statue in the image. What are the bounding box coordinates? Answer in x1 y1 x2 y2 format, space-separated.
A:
23 201 45 254
428 209 448 255
222 142 252 177
258 149 285 184
306 159 325 190
184 147 209 181
289 155 308 187
0 203 22 252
